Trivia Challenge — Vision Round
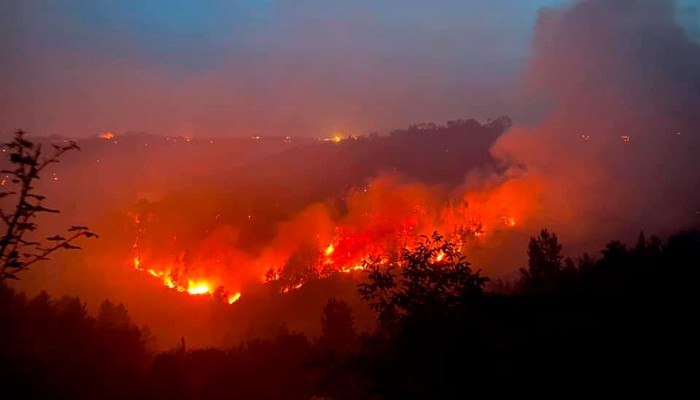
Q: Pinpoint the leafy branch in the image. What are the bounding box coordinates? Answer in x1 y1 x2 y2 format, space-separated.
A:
1 130 97 281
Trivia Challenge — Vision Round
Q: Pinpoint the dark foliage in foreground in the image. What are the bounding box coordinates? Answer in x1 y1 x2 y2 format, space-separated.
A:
1 228 698 399
1 130 96 281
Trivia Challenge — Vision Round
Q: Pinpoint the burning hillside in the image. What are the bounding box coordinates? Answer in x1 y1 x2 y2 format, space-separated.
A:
3 0 698 351
127 173 537 304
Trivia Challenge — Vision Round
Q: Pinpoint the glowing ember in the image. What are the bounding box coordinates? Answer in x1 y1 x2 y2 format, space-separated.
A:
282 283 304 293
340 265 365 273
435 251 446 262
228 292 242 304
503 216 516 227
98 132 115 140
324 243 335 256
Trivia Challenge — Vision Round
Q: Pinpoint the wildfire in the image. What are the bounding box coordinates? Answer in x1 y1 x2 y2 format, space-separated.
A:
126 174 534 301
131 234 242 304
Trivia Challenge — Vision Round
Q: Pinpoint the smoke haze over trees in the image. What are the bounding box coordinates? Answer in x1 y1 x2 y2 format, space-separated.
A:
2 0 700 398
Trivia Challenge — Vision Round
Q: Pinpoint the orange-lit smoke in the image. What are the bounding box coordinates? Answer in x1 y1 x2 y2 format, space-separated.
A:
490 0 700 247
124 0 699 305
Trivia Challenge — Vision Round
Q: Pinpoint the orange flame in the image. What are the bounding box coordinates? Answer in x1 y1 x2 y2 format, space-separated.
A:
435 251 446 262
131 244 243 303
281 283 304 293
228 292 242 304
187 282 211 295
127 174 535 301
340 265 365 273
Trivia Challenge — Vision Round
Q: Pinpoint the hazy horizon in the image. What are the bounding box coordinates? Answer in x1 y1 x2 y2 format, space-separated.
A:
3 0 572 139
3 0 700 351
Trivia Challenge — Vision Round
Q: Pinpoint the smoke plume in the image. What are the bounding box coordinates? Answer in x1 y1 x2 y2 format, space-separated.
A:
493 0 700 248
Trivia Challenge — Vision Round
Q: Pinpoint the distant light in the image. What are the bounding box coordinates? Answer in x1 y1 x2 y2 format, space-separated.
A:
581 134 591 141
98 132 115 140
621 135 631 143
321 133 345 143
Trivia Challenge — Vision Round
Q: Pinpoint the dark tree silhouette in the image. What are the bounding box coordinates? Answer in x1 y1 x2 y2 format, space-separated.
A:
317 298 357 354
0 130 97 281
358 232 488 330
518 228 564 292
96 300 132 329
2 227 698 399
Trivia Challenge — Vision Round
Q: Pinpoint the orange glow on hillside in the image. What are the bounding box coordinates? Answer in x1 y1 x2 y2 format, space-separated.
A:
127 174 539 300
131 251 242 303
